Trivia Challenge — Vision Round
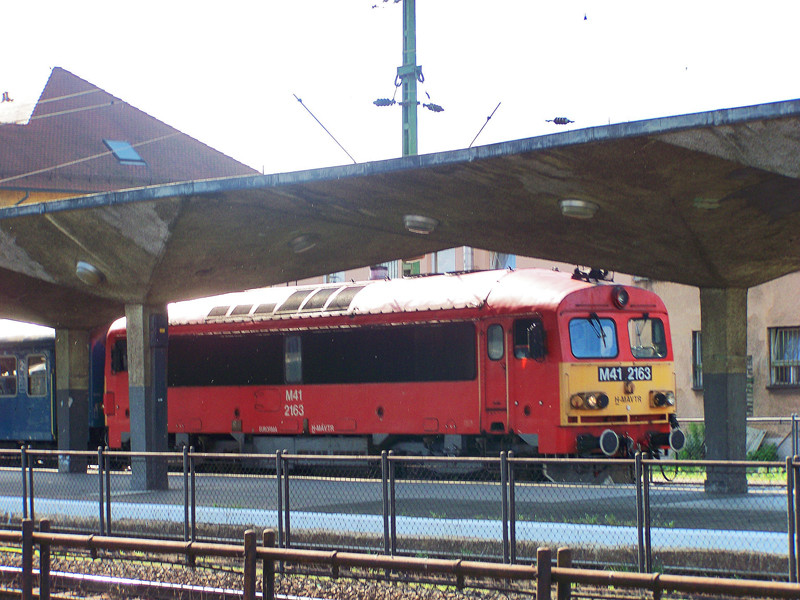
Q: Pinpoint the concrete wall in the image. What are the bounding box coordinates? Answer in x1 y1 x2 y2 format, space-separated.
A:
747 271 800 418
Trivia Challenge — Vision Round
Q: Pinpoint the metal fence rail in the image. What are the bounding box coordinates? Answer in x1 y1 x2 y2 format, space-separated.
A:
2 447 799 581
5 518 800 600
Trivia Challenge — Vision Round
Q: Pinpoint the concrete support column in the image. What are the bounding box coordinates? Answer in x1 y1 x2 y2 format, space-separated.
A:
700 287 748 494
55 330 90 473
125 303 169 491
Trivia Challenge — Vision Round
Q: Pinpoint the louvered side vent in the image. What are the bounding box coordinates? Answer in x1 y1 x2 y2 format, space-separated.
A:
207 306 230 318
253 303 278 316
276 290 314 314
327 285 366 312
230 305 254 316
300 287 340 312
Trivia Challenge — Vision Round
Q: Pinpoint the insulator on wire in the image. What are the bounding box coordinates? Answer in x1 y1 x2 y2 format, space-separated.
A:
373 98 396 107
547 117 574 125
424 103 444 113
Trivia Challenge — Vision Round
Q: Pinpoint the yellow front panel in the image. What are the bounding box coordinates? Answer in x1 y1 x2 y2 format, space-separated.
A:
560 362 676 426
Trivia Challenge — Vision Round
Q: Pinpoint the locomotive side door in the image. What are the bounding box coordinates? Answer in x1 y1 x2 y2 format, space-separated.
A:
481 323 508 433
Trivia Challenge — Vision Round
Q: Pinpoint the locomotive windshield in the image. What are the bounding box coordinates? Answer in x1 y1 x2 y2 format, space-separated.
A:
628 317 668 358
569 316 618 358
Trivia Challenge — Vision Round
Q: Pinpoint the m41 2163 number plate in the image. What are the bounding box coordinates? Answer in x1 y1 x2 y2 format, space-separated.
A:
598 366 652 382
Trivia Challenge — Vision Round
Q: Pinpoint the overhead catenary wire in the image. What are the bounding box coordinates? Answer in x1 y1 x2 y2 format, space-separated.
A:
469 102 501 148
293 94 357 164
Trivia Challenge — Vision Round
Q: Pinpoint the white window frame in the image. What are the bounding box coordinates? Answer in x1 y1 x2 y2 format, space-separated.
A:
769 326 800 387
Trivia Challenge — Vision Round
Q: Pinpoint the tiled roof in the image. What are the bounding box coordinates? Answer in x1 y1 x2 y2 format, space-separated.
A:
0 67 257 194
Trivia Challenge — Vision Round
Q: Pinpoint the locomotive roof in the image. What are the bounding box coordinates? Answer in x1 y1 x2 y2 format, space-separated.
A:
0 326 55 344
108 268 657 333
153 268 597 326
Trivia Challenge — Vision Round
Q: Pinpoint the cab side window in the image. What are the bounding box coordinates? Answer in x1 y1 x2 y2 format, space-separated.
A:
487 324 504 361
514 319 546 360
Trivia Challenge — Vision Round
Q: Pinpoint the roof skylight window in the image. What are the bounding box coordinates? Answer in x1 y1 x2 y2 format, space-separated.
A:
103 139 146 166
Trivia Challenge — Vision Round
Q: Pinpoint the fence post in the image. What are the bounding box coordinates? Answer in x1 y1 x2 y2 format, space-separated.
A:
792 414 797 458
190 447 196 543
27 447 34 521
243 529 256 600
283 449 292 548
537 547 552 600
795 456 800 584
381 451 390 555
643 454 652 573
389 450 397 556
21 446 28 520
21 518 33 600
788 456 796 582
283 452 291 548
263 529 276 600
98 447 105 535
556 547 572 600
183 446 189 543
509 451 517 564
39 519 50 600
500 451 509 564
105 447 112 536
276 450 283 549
635 452 645 573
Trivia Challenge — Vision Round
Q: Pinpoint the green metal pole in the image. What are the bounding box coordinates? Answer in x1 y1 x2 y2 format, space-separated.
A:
399 0 418 156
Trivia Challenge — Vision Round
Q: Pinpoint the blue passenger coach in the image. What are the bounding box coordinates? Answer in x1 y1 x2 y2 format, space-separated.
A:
0 332 57 444
0 329 107 448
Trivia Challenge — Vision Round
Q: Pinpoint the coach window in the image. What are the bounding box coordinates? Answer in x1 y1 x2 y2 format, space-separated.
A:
0 357 17 396
285 335 302 384
487 325 504 360
27 355 47 397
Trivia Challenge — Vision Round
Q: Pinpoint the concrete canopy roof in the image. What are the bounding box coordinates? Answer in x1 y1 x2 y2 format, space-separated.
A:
1 99 799 330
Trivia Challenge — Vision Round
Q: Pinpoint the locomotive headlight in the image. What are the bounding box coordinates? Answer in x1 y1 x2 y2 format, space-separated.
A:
652 391 676 407
571 392 609 410
612 286 629 309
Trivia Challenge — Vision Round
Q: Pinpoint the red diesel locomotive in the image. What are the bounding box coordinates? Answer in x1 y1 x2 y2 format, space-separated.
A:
103 268 685 467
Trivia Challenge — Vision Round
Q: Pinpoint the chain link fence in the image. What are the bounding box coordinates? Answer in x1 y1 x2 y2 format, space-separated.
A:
1 447 799 581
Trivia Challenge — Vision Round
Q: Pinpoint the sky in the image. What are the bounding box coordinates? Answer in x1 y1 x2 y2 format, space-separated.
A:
2 0 799 333
3 1 799 174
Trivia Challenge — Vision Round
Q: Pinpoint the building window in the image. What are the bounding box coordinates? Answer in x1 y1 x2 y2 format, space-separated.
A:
769 326 800 387
434 248 456 274
103 139 146 166
463 246 474 272
402 260 420 277
325 271 344 284
492 252 516 270
380 261 400 279
691 331 703 389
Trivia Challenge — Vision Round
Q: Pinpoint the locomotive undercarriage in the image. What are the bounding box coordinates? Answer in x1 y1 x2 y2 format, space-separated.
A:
162 428 674 483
